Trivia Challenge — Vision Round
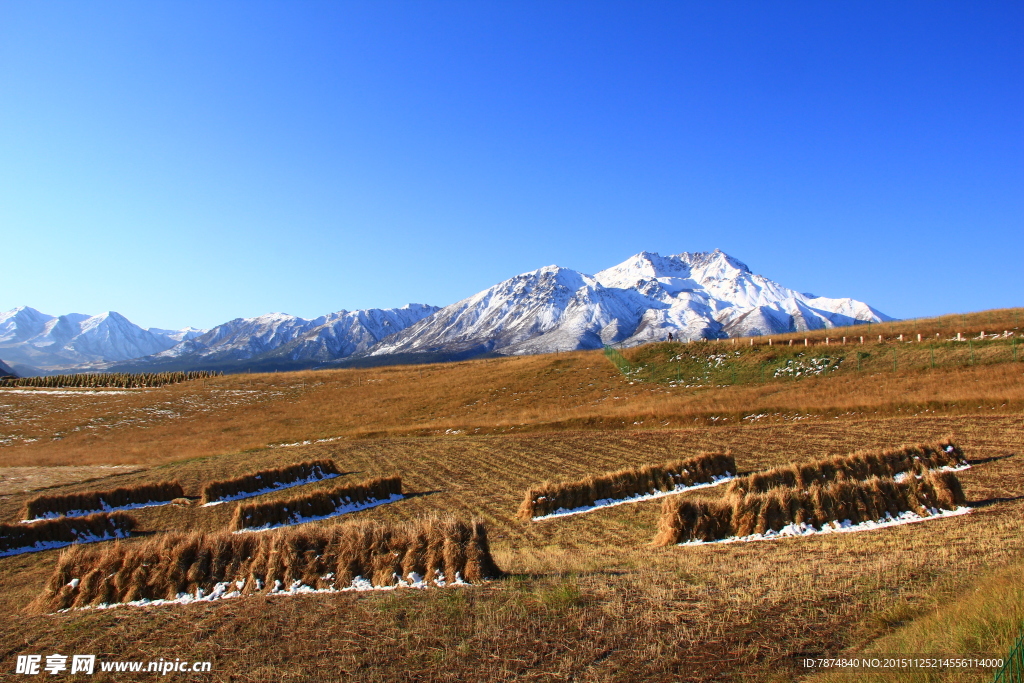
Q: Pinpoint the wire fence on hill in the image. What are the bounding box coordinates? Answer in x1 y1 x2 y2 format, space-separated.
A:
604 333 1021 387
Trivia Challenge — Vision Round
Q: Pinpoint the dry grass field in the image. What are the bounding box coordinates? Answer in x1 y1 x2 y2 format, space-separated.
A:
1 307 1022 682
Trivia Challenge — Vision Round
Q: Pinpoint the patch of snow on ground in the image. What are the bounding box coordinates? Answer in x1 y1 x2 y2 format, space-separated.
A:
0 529 133 558
270 436 344 448
22 499 177 522
0 389 141 395
892 463 971 483
532 474 735 521
60 571 470 612
233 493 405 532
679 507 972 546
201 471 340 507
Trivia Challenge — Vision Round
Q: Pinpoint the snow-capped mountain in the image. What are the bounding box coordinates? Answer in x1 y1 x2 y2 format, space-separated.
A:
4 249 890 374
0 307 201 373
138 304 440 367
367 250 889 358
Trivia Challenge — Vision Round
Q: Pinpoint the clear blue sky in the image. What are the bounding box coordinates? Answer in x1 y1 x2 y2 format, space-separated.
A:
1 1 1020 330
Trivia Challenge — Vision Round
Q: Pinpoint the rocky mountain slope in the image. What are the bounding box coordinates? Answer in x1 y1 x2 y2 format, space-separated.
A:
366 250 889 359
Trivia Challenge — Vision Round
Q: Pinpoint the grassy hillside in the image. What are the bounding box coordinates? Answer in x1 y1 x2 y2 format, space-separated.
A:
0 307 1021 682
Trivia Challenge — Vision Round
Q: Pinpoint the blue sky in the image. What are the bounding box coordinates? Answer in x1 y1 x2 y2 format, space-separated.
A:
1 1 1020 330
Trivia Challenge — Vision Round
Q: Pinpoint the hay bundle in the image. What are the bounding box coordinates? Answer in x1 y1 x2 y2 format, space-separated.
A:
21 482 184 520
517 452 735 520
201 460 341 504
33 517 502 612
231 476 402 530
655 470 967 546
1 513 136 555
725 440 966 496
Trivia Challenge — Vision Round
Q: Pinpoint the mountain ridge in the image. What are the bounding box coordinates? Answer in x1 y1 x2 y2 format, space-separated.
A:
3 249 890 375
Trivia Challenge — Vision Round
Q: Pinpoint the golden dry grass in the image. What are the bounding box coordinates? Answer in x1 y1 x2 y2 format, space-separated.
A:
0 343 1021 469
0 307 1021 682
200 459 340 504
517 452 734 520
231 475 402 530
33 517 500 613
723 440 965 496
655 470 967 545
0 512 136 555
22 481 183 520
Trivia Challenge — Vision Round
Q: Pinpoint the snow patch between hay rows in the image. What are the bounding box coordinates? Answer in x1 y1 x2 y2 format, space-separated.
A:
233 493 405 532
22 499 174 522
57 572 470 612
0 529 133 558
532 474 735 521
892 463 971 482
679 506 972 546
202 472 341 507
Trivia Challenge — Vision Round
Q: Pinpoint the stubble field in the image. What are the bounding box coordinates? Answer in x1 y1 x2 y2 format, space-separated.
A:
1 309 1022 682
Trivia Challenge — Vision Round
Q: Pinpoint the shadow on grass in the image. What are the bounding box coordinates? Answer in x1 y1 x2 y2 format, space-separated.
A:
967 452 1017 465
971 494 1024 508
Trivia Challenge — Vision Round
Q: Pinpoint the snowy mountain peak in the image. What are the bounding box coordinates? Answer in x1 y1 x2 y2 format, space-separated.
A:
370 249 890 359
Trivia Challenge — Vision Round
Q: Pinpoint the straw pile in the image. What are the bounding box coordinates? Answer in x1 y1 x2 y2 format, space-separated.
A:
231 475 402 530
1 513 136 555
201 460 340 504
22 482 184 520
517 452 735 520
724 441 966 497
655 470 967 545
33 517 501 612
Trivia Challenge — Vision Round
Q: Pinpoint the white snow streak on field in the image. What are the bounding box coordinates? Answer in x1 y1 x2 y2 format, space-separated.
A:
531 474 735 521
22 499 178 522
232 494 405 532
679 507 972 547
0 529 133 558
201 472 340 507
0 389 142 395
58 572 471 612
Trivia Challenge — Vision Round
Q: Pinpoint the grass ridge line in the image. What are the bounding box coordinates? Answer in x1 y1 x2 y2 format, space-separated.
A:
230 475 402 530
724 439 966 496
1 513 136 555
34 517 501 612
200 460 340 504
516 452 735 520
22 482 184 520
655 470 967 545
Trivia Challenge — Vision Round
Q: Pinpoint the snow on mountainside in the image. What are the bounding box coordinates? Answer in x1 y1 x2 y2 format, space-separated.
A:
0 307 198 372
148 304 440 366
368 250 890 358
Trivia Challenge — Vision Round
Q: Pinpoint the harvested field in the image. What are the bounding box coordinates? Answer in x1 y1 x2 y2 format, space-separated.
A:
0 513 135 557
1 312 1023 682
655 470 968 545
33 517 500 612
200 459 340 505
517 452 734 520
21 481 184 520
231 475 403 531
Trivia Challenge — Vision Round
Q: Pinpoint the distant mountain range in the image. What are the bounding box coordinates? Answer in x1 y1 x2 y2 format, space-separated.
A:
1 250 890 375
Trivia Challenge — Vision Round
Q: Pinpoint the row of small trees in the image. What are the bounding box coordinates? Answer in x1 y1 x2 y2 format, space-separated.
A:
0 370 221 389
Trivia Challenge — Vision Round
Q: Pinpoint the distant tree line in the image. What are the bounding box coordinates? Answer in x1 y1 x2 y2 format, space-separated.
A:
0 370 221 389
